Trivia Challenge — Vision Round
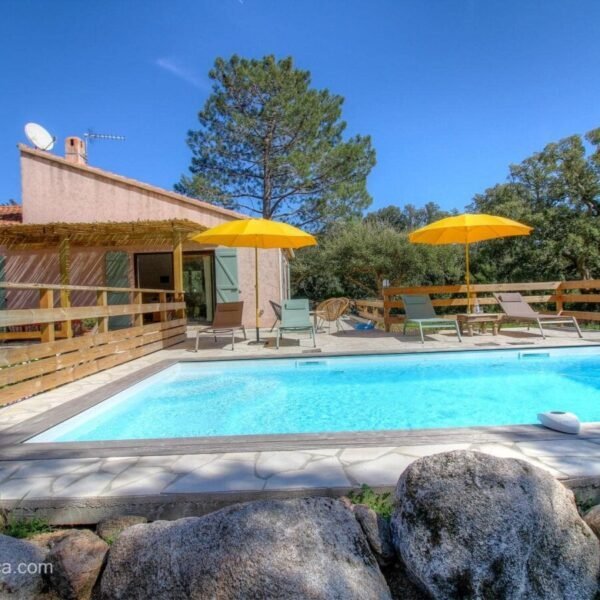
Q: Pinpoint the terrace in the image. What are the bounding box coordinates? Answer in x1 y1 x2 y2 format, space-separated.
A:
1 278 600 523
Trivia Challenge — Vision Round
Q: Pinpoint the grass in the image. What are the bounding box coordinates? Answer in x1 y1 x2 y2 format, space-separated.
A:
348 484 394 520
0 510 54 539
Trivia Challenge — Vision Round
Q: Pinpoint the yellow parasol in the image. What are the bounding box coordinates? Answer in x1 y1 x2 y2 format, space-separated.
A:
191 218 317 343
409 213 532 312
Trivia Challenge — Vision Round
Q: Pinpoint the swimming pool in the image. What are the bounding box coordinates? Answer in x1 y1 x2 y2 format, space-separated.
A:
28 347 600 443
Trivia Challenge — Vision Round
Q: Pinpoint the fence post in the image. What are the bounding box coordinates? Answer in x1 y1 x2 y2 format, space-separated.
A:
39 288 55 343
556 282 564 314
133 291 144 327
159 292 168 322
97 290 109 333
383 288 391 332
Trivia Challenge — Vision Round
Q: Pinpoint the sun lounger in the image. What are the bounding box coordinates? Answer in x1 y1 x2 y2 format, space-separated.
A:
195 301 246 351
277 299 316 349
401 294 462 343
493 292 582 339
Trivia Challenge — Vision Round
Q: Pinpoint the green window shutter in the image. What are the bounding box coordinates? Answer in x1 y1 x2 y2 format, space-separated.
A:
105 251 131 329
0 255 5 313
214 248 239 303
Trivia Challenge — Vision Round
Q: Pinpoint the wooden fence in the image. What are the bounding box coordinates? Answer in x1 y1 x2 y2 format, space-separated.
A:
0 282 186 405
354 279 600 332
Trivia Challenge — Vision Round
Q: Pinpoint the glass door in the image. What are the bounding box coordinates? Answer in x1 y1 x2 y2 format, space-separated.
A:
183 252 215 323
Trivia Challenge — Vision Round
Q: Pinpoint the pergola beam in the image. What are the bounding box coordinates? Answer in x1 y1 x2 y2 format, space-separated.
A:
0 219 206 249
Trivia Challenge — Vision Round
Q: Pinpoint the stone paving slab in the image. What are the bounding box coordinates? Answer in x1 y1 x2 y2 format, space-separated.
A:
1 438 599 501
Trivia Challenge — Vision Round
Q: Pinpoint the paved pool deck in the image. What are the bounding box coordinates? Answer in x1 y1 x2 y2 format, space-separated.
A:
1 322 600 523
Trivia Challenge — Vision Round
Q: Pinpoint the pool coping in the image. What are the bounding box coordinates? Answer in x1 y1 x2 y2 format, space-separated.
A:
2 343 600 460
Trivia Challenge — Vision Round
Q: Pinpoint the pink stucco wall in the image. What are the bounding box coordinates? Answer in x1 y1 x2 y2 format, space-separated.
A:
2 147 285 327
20 147 246 227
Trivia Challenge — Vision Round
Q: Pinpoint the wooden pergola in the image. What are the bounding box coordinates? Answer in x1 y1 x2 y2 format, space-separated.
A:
0 219 206 336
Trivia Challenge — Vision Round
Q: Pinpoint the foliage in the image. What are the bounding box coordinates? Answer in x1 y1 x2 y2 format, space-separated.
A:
294 126 600 301
291 204 462 300
176 55 375 231
0 511 54 539
469 127 600 282
347 484 394 520
364 202 454 231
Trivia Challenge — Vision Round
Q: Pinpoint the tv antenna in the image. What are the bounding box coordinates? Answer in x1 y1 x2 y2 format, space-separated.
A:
83 129 126 144
24 122 56 151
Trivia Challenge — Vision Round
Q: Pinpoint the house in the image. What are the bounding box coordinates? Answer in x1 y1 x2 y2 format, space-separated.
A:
0 138 290 328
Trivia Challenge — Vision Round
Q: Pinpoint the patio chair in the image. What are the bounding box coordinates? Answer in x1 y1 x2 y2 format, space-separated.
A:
276 299 316 349
195 301 246 351
314 297 350 333
269 300 282 332
493 292 583 339
401 294 462 344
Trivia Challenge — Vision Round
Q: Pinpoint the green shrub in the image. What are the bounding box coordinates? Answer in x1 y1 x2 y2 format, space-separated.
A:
0 510 54 539
82 318 98 330
347 484 394 520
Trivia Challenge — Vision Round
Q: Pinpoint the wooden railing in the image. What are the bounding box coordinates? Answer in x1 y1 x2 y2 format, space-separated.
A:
0 282 186 405
354 279 600 332
353 299 386 324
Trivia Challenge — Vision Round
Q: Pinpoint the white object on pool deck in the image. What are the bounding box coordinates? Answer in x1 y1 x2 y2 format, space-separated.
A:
537 411 581 435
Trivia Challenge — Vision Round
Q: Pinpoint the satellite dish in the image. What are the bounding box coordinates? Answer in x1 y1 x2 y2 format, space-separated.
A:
24 122 55 151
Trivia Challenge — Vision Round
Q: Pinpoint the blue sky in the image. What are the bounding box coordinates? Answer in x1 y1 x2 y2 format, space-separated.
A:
1 0 599 212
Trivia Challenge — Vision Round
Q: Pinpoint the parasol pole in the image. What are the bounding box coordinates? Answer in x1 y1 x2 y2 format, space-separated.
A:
254 246 260 342
465 242 471 314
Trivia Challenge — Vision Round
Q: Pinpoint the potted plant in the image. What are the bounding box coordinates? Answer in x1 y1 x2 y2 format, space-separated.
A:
81 318 98 335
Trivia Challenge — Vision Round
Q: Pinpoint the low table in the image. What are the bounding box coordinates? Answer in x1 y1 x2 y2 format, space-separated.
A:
456 313 503 336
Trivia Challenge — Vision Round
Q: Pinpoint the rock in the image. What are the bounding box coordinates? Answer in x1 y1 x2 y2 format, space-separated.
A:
584 504 600 539
382 561 431 600
96 515 147 543
352 504 395 565
391 450 600 600
43 529 108 600
100 497 391 600
0 533 48 598
29 529 79 551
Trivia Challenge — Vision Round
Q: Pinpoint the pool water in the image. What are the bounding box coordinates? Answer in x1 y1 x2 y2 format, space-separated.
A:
28 347 600 443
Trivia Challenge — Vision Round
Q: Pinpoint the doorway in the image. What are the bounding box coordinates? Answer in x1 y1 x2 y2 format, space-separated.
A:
183 252 215 323
134 251 216 324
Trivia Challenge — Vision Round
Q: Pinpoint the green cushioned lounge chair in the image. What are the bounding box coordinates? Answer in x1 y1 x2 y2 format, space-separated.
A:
401 294 462 344
276 299 316 349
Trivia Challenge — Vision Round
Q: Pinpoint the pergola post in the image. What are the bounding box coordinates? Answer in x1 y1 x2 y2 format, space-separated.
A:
59 236 73 338
172 230 185 319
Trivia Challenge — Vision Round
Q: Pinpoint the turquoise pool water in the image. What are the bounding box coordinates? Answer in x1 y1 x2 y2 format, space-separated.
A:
28 347 600 443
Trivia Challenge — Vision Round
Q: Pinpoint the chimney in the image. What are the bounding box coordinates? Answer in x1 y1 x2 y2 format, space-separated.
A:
65 136 87 165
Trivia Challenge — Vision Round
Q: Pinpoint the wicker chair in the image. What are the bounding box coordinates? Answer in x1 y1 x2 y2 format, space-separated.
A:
314 297 350 333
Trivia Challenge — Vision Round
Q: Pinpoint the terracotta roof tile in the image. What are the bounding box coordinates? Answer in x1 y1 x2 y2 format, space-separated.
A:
0 205 22 223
